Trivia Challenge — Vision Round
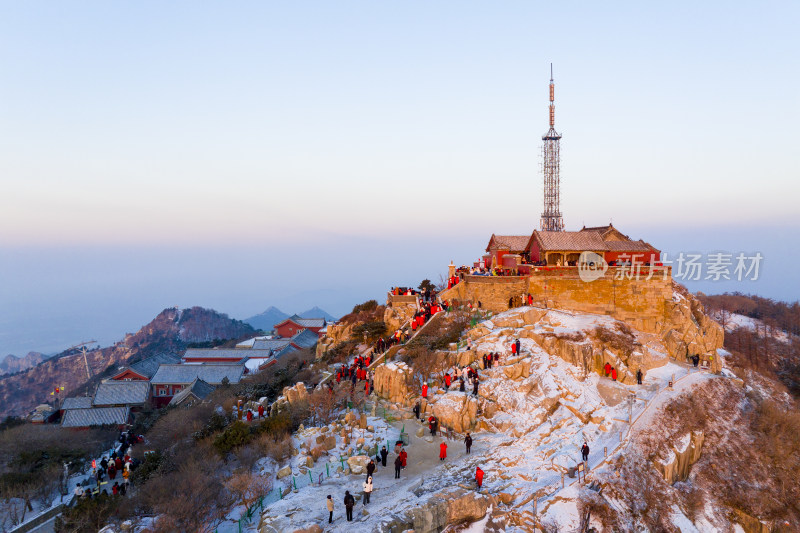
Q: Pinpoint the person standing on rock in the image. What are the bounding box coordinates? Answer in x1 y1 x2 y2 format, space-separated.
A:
413 401 421 420
511 341 517 355
439 441 447 461
445 373 451 389
465 432 473 454
515 339 521 355
604 362 611 376
611 367 618 381
394 455 402 479
475 466 484 489
459 377 466 392
473 377 479 397
636 369 643 384
581 442 590 462
363 476 373 504
380 446 388 467
344 490 355 521
422 383 428 399
326 495 334 523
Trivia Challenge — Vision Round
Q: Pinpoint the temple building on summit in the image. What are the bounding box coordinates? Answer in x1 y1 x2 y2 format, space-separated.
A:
485 224 660 269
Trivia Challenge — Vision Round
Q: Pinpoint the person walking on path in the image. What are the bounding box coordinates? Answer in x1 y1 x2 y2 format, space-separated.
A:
326 495 334 523
366 459 375 479
465 432 473 454
604 362 611 376
380 446 388 467
475 467 484 489
399 448 407 469
394 456 402 479
344 491 355 521
636 369 643 385
439 441 448 461
581 442 590 462
363 476 373 504
611 367 618 381
413 402 421 420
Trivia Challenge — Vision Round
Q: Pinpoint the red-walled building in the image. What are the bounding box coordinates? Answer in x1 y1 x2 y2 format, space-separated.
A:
110 352 181 381
273 315 326 338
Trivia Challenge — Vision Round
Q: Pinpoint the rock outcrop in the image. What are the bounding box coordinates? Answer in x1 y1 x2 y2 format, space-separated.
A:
429 393 478 433
654 430 704 484
374 362 413 405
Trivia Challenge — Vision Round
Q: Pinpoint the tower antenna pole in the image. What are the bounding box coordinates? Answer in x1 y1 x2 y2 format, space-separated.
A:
540 64 564 232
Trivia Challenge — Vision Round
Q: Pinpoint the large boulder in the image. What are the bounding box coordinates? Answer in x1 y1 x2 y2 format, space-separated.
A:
430 393 478 433
374 362 413 405
347 455 370 475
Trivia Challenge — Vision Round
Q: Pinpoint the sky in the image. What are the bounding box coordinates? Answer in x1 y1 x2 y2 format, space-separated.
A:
1 2 798 356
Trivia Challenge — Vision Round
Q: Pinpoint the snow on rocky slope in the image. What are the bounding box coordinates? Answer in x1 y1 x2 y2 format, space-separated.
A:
256 298 748 532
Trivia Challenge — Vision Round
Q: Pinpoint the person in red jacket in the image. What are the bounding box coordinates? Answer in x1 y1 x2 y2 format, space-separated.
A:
246 409 253 422
422 383 428 399
611 367 618 381
604 362 611 376
475 467 484 489
439 441 447 461
444 373 451 389
258 404 265 418
511 342 517 355
399 448 407 468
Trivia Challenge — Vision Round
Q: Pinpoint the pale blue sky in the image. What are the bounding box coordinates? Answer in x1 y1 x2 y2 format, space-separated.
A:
1 2 798 355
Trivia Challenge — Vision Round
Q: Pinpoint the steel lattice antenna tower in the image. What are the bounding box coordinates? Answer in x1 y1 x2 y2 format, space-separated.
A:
540 63 564 232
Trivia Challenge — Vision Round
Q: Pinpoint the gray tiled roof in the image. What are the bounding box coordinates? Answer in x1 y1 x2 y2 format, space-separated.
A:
290 329 319 349
532 230 608 252
183 348 259 361
150 364 245 385
61 397 93 410
125 352 182 379
284 315 325 329
93 380 150 406
603 240 656 252
274 344 298 359
486 234 531 252
250 339 292 351
168 378 215 406
62 407 130 428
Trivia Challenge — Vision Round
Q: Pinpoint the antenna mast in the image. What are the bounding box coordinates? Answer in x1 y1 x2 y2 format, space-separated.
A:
540 63 564 231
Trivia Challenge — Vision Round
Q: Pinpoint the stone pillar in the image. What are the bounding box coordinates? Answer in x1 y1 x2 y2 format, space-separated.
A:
448 261 456 279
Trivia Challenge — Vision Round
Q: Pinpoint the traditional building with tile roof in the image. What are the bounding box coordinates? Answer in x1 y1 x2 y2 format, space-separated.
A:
61 406 131 429
92 380 151 408
168 378 215 407
274 314 326 338
110 352 181 381
150 363 245 407
61 396 93 411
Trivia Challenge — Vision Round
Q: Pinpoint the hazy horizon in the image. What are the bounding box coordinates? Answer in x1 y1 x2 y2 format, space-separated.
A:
1 2 798 356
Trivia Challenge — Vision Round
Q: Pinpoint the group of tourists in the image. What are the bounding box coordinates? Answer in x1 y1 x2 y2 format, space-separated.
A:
336 356 375 395
603 362 619 381
76 431 141 499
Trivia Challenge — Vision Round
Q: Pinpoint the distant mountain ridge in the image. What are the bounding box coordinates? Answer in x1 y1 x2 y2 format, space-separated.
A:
0 352 47 376
243 306 337 332
0 306 254 418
